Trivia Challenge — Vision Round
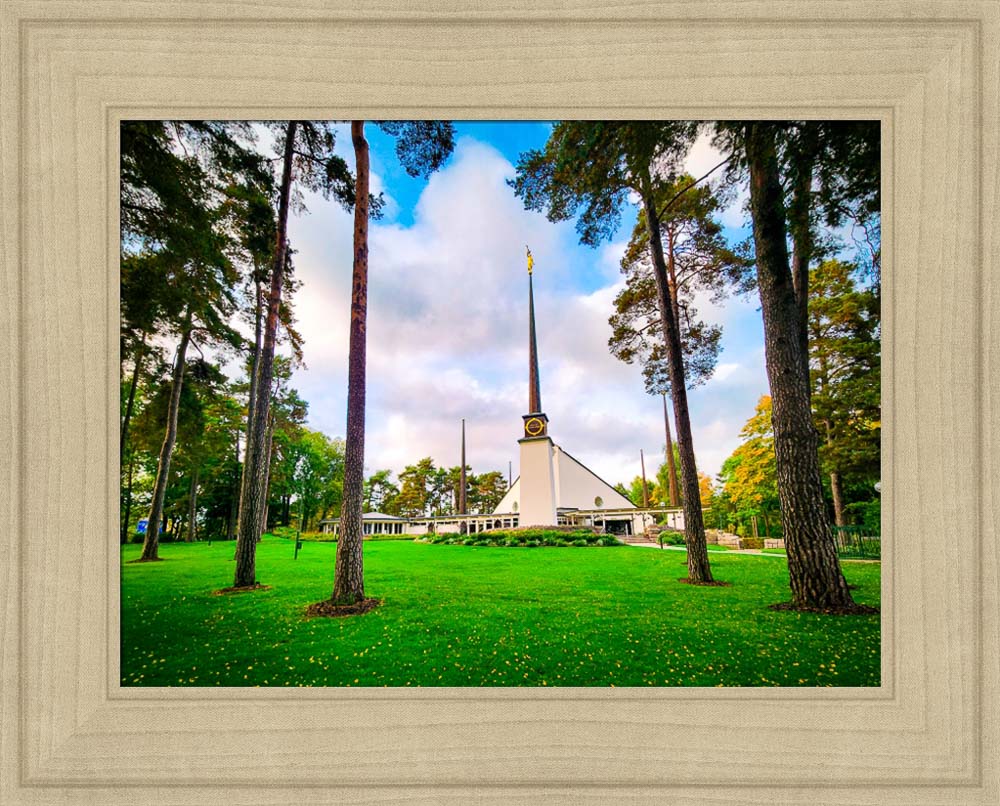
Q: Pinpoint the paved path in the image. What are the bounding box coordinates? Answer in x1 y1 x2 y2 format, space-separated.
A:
624 541 880 563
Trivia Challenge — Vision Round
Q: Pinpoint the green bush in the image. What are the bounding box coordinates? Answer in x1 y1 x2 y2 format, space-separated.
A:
424 527 616 548
845 499 881 535
740 537 765 550
656 529 685 548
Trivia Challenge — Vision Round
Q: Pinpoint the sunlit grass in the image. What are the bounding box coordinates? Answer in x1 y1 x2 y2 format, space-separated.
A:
121 536 880 687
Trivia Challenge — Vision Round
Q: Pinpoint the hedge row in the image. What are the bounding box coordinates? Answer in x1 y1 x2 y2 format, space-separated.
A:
421 528 621 548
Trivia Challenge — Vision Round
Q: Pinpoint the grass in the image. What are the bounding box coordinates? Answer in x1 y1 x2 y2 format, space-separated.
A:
121 536 881 687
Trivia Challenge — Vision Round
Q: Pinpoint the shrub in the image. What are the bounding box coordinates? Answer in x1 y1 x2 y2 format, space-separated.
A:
659 529 686 547
845 499 881 535
739 537 765 550
422 527 620 548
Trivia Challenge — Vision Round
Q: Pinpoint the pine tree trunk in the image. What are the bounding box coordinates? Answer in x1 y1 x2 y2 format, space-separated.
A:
639 169 713 583
259 408 275 540
186 465 199 542
744 122 854 609
140 324 191 561
822 419 847 527
121 449 135 544
227 430 239 541
234 282 264 552
332 120 370 604
830 472 846 527
233 120 297 587
788 127 818 377
120 334 147 465
661 373 679 508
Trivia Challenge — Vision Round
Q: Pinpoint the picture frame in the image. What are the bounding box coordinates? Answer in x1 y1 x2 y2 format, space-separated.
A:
1 1 996 802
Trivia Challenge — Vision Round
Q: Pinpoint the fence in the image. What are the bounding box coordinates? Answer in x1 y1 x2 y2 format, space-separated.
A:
831 525 881 559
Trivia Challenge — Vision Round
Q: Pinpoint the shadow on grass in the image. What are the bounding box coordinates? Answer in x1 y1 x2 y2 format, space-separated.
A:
212 584 272 595
305 598 382 618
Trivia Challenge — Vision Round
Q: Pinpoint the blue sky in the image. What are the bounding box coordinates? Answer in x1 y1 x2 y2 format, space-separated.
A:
281 122 771 486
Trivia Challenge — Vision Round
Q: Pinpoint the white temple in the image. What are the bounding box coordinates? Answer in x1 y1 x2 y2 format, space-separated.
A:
489 249 651 533
321 249 682 538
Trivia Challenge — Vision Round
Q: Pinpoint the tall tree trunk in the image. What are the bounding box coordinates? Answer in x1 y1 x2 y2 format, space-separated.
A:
665 225 684 339
639 168 713 583
639 449 649 507
186 465 200 542
227 431 239 541
121 449 135 543
246 281 264 472
744 122 854 609
661 393 680 507
120 334 147 465
140 324 191 561
829 471 846 527
234 281 264 551
822 419 847 527
332 120 370 604
788 126 818 376
259 407 275 540
233 121 297 587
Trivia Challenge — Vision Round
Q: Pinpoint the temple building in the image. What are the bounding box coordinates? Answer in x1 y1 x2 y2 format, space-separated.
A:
489 248 678 536
320 249 682 538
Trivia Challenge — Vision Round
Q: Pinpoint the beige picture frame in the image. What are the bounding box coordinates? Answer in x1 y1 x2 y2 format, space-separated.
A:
1 1 996 803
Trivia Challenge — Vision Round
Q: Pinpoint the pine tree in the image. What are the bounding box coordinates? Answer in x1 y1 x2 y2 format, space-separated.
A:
511 121 718 583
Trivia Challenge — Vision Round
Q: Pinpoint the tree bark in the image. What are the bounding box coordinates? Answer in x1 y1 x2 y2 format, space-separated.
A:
788 126 819 377
235 279 264 541
259 406 275 539
120 334 147 465
233 120 297 587
639 168 713 583
140 323 191 560
227 431 239 541
662 387 679 509
332 120 370 604
185 465 200 542
822 418 847 527
121 449 135 544
744 122 854 609
829 471 846 527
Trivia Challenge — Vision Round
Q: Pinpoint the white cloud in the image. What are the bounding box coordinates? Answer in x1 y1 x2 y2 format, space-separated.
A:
683 130 748 230
281 130 768 490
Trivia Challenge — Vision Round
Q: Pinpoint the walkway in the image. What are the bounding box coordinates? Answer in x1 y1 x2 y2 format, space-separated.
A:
624 541 880 563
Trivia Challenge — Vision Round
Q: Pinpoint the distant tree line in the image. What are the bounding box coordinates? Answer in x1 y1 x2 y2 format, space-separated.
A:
362 462 509 520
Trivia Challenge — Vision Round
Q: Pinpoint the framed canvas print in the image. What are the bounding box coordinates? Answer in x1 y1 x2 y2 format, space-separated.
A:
1 1 997 803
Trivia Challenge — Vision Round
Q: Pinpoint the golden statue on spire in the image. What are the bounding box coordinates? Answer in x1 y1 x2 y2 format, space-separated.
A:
526 245 533 275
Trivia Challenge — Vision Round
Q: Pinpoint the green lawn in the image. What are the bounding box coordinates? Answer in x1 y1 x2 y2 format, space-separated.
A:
121 537 881 687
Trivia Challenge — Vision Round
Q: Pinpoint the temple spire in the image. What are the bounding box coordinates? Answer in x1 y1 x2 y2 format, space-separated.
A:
522 247 549 440
459 419 467 515
527 246 541 414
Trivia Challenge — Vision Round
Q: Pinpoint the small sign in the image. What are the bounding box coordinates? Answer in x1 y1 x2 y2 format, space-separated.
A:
136 519 148 534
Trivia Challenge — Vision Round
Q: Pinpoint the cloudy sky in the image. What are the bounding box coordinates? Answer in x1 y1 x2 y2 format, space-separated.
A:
279 122 770 487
